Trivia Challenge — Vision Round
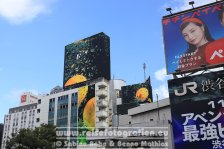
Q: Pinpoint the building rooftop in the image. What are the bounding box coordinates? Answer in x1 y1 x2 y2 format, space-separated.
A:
9 103 37 114
128 98 170 116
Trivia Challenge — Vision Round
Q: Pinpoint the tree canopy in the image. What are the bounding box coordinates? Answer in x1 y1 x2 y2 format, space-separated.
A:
6 124 56 149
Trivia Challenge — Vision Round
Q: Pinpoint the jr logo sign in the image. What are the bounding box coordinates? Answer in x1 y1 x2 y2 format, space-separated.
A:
174 82 198 96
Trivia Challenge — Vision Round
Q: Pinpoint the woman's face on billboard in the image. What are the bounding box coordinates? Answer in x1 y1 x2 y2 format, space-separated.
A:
182 22 205 47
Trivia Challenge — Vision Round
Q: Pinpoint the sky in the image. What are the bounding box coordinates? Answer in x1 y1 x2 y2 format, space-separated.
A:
0 0 216 123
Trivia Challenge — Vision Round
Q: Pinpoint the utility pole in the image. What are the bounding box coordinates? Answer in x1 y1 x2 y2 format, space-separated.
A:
143 63 146 81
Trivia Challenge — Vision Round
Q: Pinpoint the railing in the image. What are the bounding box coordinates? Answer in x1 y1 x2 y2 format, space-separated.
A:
97 100 108 107
96 89 108 98
96 121 108 127
96 111 108 118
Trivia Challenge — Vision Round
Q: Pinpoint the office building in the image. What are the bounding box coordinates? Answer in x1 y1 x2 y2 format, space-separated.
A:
1 92 38 148
0 123 3 148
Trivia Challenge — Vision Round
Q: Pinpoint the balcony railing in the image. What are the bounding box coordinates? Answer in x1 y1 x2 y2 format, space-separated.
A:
97 100 108 108
96 111 108 118
96 89 108 98
96 121 108 127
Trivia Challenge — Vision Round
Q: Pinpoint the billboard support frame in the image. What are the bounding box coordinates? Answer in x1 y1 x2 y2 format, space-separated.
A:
172 64 224 79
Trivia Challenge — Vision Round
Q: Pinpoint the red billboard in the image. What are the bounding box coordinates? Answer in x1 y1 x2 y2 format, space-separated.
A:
162 1 224 74
21 95 27 103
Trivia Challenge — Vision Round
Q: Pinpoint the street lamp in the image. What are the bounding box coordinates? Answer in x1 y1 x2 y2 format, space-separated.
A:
189 1 195 9
166 8 173 15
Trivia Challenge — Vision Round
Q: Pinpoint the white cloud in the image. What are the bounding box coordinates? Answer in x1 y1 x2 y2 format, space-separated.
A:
154 68 172 81
153 84 169 100
0 0 55 24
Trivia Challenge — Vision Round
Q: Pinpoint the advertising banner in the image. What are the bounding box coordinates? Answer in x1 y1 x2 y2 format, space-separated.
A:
171 97 224 149
168 70 224 149
163 1 224 74
63 32 110 89
122 82 153 104
117 81 153 115
78 84 95 144
168 70 224 105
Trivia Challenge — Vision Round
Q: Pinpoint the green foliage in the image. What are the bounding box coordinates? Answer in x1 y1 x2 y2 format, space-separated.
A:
6 124 56 149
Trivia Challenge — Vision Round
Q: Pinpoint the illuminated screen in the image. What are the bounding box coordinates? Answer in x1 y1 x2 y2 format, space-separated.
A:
162 1 224 74
168 70 224 149
117 81 153 115
63 32 110 89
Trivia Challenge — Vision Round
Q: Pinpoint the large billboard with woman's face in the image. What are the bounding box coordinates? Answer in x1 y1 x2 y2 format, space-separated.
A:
163 1 224 74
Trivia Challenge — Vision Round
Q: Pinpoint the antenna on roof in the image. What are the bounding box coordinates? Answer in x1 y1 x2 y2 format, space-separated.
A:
143 63 146 81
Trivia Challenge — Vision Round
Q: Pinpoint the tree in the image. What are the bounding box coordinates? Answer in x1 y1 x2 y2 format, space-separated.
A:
6 124 56 149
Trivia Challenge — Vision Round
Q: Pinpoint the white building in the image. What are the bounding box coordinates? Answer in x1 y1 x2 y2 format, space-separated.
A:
35 78 113 128
109 79 126 127
87 98 174 149
1 92 38 149
1 78 127 149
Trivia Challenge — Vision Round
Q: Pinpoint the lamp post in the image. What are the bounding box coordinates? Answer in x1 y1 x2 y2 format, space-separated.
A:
189 1 195 9
166 8 172 15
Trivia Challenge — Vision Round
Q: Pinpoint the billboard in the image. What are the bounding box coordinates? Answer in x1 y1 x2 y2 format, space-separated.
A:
168 70 224 149
168 70 224 105
78 84 95 130
163 1 224 74
117 80 153 115
21 95 27 103
63 32 110 89
171 97 224 149
77 84 95 144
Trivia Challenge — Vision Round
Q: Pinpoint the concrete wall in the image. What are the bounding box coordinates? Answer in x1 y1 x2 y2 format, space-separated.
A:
131 106 171 125
118 115 131 127
127 99 173 149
